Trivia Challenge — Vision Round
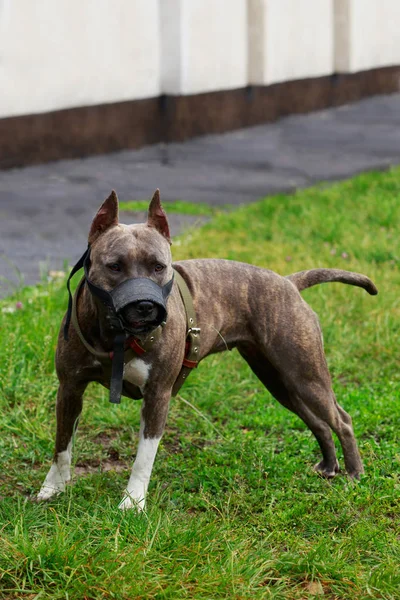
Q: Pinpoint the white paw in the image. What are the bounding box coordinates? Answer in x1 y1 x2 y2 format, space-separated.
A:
118 490 145 512
37 463 70 501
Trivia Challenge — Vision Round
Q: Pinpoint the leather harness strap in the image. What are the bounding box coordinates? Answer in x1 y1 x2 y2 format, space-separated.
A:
171 270 200 396
70 269 200 398
71 279 108 359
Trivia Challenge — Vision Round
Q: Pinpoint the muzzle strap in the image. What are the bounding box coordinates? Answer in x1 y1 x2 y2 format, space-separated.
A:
64 246 90 341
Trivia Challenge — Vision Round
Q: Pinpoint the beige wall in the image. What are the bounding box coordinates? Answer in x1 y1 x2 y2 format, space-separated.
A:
335 0 400 72
0 0 399 120
161 0 247 94
249 0 334 85
0 0 160 118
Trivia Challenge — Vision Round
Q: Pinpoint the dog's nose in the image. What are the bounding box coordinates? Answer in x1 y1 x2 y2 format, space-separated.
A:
135 301 154 316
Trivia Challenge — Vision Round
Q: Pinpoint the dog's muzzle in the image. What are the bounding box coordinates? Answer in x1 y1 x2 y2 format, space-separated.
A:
63 245 174 404
85 271 173 334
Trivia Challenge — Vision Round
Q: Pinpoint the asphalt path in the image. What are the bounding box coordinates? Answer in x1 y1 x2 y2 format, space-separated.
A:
1 93 400 296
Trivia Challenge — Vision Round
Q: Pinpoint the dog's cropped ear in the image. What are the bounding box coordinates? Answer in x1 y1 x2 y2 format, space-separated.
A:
147 189 171 244
88 190 119 244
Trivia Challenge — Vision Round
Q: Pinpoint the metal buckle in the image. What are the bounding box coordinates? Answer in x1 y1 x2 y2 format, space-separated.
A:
188 327 201 336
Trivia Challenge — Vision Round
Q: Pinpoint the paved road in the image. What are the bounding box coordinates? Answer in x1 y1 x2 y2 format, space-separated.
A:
1 93 400 296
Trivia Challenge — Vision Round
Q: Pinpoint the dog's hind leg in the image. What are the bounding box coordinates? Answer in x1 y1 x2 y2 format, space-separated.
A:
119 390 171 511
237 346 339 477
269 329 363 479
290 382 363 479
296 382 364 479
37 381 86 501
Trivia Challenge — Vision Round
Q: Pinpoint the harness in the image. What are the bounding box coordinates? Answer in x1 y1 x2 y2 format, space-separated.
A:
70 268 200 402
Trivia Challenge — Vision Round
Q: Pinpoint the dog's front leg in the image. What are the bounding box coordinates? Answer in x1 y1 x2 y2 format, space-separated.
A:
37 380 86 501
119 390 171 511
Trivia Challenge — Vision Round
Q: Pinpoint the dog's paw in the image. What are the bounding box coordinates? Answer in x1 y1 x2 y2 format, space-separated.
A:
347 467 364 481
37 464 70 501
314 459 340 479
37 485 63 502
118 491 145 512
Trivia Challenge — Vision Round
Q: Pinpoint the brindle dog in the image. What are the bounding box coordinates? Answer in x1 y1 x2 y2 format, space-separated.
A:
38 190 377 510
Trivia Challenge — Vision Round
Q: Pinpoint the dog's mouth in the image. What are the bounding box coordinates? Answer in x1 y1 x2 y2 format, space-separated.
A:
120 302 162 334
127 319 158 334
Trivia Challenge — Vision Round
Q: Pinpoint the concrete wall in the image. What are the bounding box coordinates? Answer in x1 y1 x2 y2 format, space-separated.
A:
0 0 400 120
249 0 334 85
0 0 160 118
335 0 400 72
160 0 247 95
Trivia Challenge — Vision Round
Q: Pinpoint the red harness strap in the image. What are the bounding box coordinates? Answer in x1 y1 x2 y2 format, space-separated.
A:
127 337 198 369
182 357 198 368
109 338 151 359
128 337 147 356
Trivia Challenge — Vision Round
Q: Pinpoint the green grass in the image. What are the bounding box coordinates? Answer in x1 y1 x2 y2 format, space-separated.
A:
1 168 399 599
119 199 220 216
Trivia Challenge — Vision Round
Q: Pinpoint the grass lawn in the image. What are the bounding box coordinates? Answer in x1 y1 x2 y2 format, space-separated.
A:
0 168 399 599
119 199 220 216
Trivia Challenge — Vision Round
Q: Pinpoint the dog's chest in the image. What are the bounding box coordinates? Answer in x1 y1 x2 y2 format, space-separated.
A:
123 358 150 389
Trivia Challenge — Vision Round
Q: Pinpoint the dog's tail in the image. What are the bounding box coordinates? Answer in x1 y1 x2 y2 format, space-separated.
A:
287 269 378 295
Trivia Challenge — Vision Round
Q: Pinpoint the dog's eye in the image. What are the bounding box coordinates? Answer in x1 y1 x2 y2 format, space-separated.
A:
109 263 121 272
155 264 164 273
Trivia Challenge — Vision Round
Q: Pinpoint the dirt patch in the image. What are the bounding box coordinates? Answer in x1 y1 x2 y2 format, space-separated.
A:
74 446 128 475
92 431 120 447
74 458 128 476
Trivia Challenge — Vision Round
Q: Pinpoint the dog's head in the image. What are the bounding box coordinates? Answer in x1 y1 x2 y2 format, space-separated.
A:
87 189 173 335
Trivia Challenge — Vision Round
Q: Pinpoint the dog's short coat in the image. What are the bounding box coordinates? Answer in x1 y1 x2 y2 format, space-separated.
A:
38 190 377 510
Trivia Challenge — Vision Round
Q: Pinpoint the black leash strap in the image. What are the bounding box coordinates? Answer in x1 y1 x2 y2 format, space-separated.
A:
109 333 126 404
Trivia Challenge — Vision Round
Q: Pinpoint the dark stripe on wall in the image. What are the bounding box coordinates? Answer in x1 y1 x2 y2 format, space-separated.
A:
1 65 399 169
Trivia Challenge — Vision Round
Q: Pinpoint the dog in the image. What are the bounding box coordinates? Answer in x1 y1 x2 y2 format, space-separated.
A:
38 190 377 510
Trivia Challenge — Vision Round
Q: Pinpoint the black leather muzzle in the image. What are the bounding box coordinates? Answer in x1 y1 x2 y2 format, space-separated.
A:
84 266 173 334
